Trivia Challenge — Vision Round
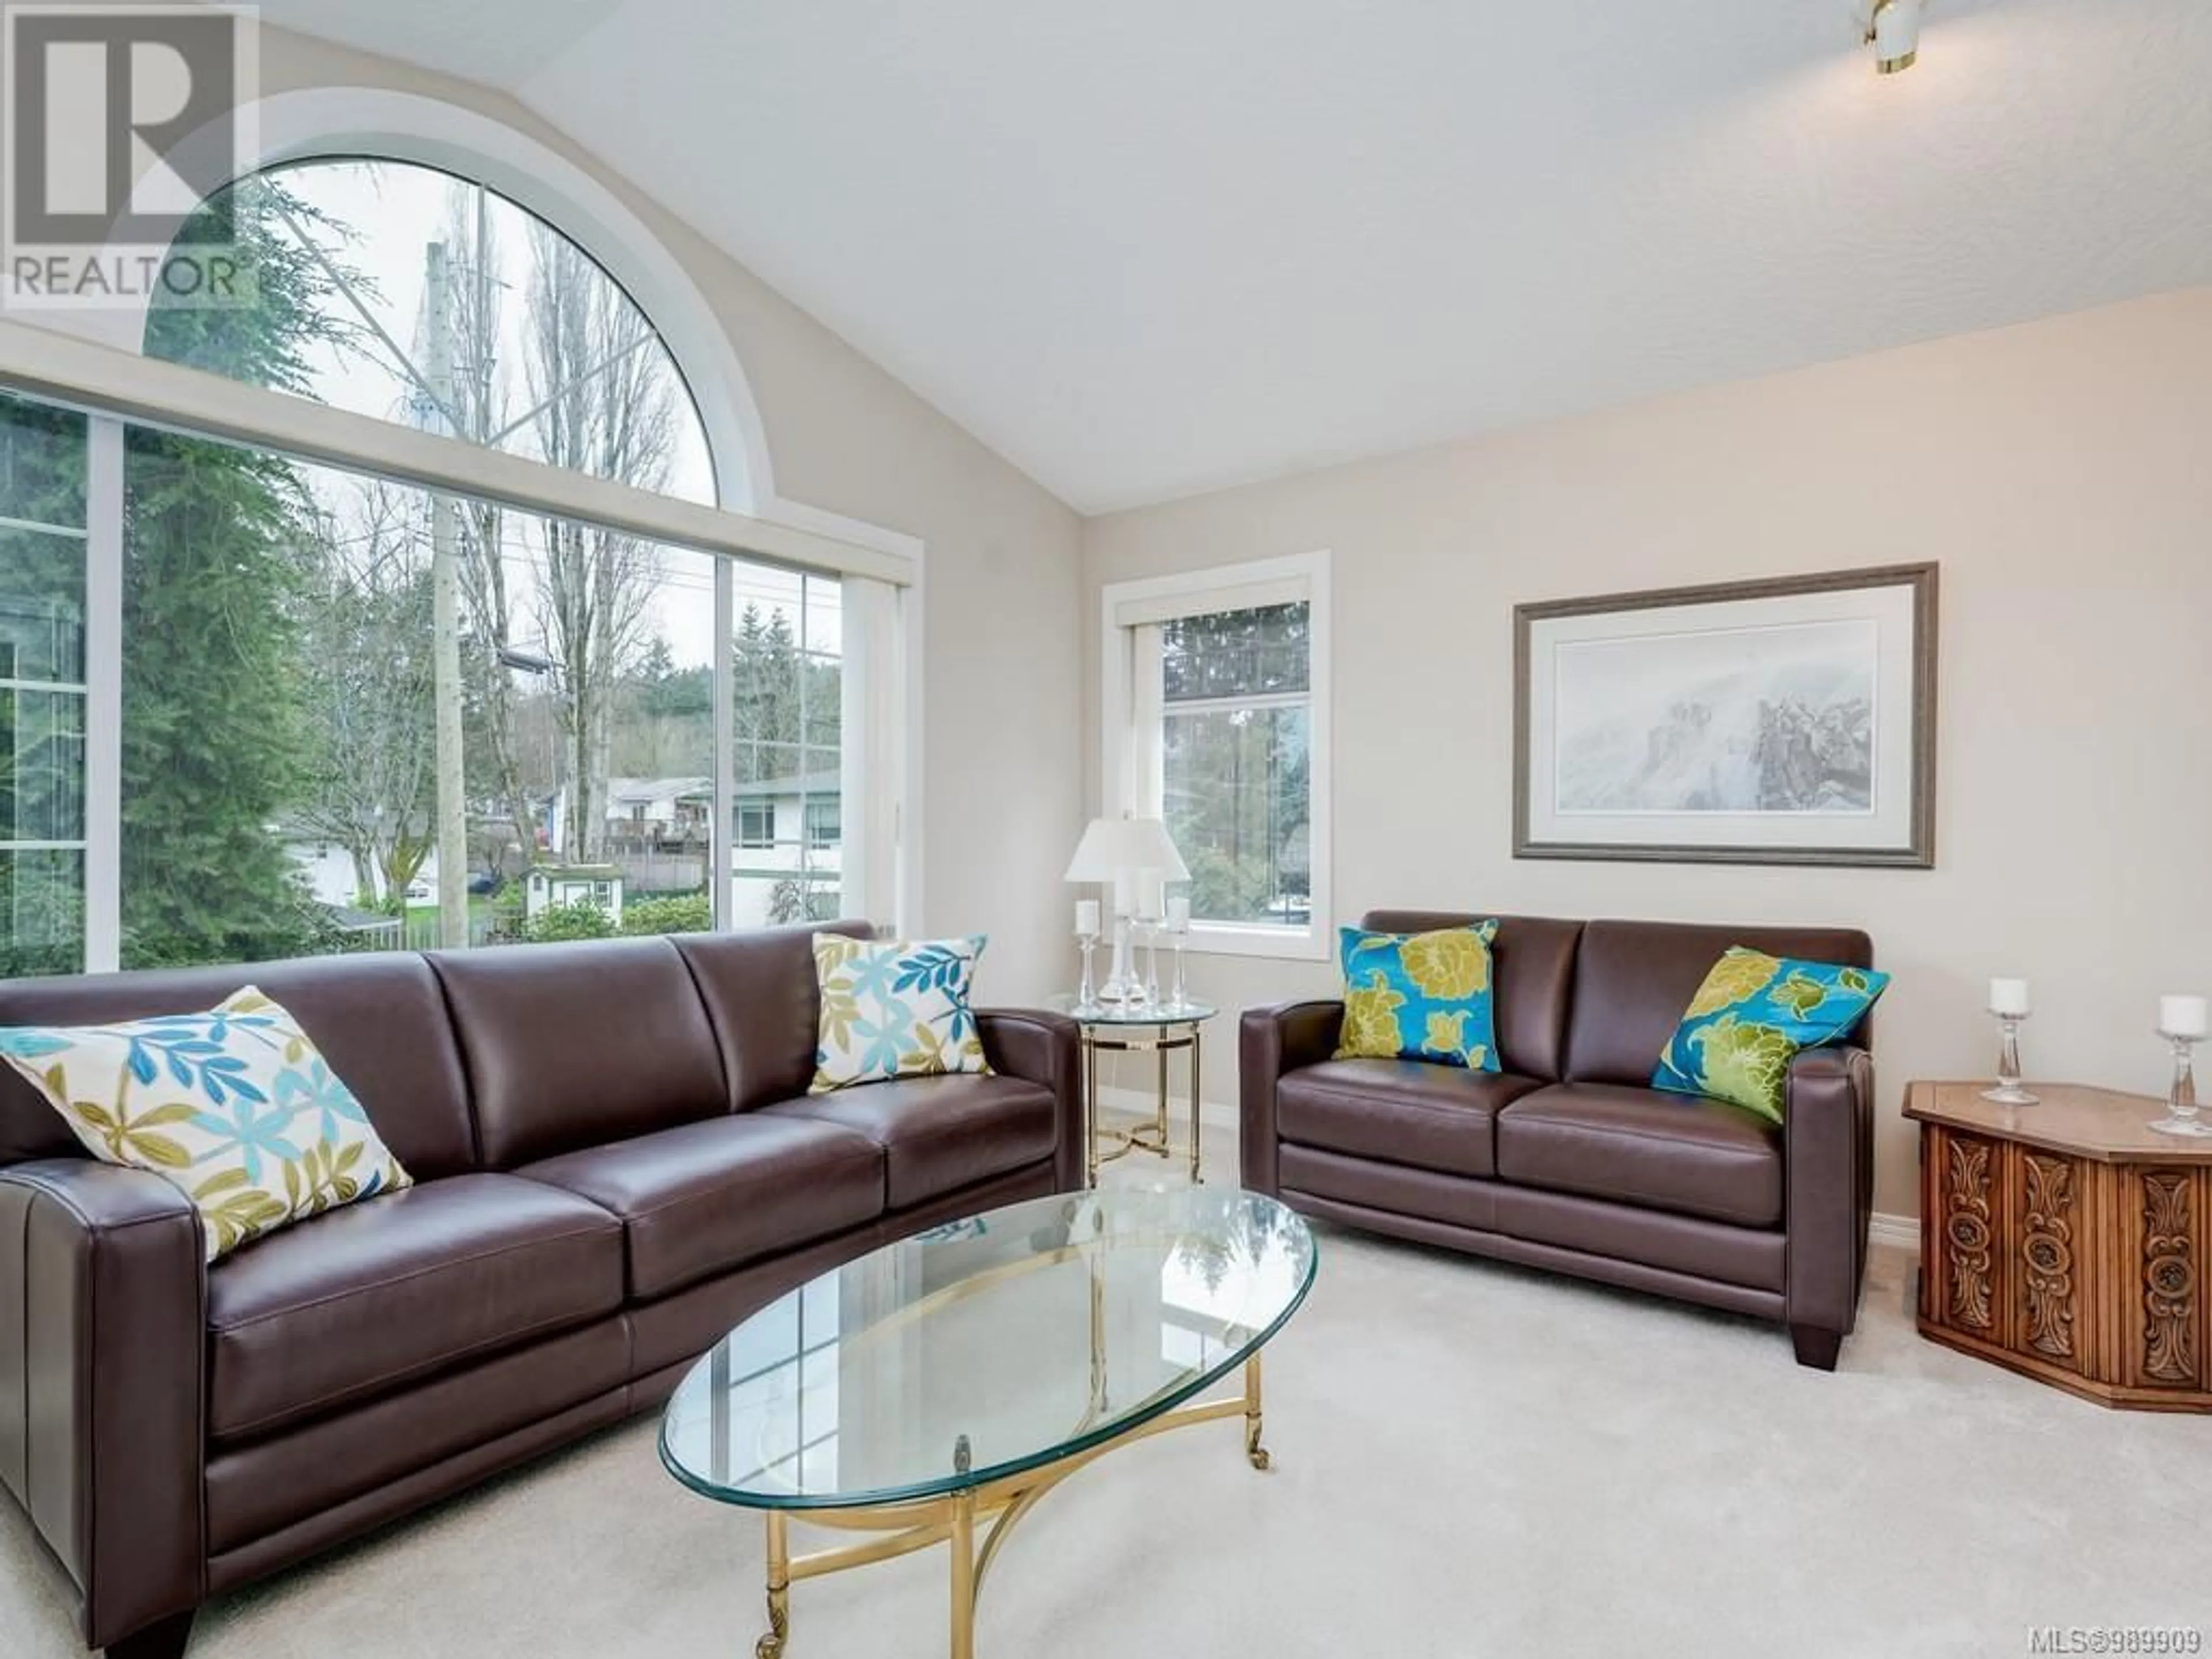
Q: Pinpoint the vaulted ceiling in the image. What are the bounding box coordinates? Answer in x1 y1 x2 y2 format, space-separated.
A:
261 0 2212 512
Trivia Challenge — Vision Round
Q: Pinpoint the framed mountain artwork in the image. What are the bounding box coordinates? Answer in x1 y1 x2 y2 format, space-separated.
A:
1514 564 1938 868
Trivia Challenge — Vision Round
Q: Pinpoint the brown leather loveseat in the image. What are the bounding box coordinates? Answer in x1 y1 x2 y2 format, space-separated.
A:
0 923 1081 1658
1242 911 1874 1372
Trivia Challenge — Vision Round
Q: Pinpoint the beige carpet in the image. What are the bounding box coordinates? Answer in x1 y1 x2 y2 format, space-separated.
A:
5 1181 2207 1656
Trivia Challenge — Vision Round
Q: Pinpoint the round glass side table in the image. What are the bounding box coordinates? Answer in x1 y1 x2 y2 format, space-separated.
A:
1049 997 1219 1187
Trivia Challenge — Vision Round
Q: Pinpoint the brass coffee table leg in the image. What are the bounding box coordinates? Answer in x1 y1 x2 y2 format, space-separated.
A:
1244 1353 1271 1472
1190 1027 1204 1184
759 1510 790 1658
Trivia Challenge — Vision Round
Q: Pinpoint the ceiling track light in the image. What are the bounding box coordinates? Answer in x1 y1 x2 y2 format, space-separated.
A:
1865 0 1924 74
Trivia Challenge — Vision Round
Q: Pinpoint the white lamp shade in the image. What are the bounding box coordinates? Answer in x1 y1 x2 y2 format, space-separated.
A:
1063 816 1191 883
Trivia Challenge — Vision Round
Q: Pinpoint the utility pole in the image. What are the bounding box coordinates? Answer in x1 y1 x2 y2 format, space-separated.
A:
424 241 469 948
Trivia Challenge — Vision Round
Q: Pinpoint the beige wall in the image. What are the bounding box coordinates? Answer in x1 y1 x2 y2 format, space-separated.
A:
1084 288 2212 1220
229 29 1086 1001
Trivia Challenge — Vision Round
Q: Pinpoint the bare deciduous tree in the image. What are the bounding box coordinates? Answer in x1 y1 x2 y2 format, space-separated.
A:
523 224 677 861
294 480 435 906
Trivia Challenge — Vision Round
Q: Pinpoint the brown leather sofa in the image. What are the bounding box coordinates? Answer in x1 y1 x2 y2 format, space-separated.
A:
0 923 1081 1659
1243 911 1874 1371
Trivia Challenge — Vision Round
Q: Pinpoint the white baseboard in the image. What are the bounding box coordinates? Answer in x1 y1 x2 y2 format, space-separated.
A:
1868 1211 1918 1250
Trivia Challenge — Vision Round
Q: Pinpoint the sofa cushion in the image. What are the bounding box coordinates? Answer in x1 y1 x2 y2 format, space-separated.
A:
1495 1083 1783 1228
430 938 728 1167
759 1074 1055 1209
675 922 873 1112
1275 1059 1543 1179
517 1113 886 1300
1561 919 1874 1088
206 1173 624 1444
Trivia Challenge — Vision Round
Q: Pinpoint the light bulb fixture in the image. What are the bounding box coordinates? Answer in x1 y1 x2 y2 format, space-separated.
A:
1865 0 1923 74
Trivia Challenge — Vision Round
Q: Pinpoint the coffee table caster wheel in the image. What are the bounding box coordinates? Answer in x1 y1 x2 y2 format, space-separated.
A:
1247 1445 1272 1472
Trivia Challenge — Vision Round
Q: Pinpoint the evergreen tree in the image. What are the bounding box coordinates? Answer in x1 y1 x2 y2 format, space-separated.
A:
128 177 357 965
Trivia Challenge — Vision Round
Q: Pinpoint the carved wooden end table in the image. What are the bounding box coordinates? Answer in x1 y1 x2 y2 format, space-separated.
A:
1908 1080 2212 1411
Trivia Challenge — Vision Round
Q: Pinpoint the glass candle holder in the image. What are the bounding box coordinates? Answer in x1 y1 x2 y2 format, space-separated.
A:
2148 1030 2211 1138
1980 1011 2039 1106
1167 929 1190 1013
1075 931 1099 1015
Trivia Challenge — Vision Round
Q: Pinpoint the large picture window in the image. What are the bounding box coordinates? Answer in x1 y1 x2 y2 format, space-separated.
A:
0 148 902 978
1101 553 1331 960
0 396 88 976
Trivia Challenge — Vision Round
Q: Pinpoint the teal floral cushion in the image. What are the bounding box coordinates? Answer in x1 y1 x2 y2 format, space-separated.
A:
0 987 412 1260
811 934 993 1093
1335 922 1501 1071
1653 948 1889 1125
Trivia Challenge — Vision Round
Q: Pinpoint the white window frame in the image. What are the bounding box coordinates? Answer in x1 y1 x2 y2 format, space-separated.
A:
1099 550 1331 963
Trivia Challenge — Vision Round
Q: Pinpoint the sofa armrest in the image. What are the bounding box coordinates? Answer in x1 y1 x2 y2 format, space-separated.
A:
0 1158 207 1650
1238 1001 1345 1197
976 1009 1085 1192
1782 1044 1876 1354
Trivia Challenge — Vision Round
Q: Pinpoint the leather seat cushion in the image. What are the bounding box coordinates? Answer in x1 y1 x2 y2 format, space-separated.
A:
518 1113 887 1300
1495 1083 1783 1227
1275 1059 1543 1178
206 1173 624 1444
759 1075 1057 1210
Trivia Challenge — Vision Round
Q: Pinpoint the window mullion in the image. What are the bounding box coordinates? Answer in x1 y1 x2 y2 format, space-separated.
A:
712 558 734 931
83 416 123 974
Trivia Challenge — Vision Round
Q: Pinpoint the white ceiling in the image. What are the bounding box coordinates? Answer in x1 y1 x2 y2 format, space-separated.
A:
264 0 2212 513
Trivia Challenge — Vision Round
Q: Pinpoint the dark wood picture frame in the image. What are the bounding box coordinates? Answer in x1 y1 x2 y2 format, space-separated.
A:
1513 563 1940 868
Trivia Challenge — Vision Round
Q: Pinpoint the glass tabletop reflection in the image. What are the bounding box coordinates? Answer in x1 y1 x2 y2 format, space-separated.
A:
658 1185 1315 1511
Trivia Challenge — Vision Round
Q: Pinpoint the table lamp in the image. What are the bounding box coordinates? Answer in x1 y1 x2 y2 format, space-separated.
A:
1064 816 1189 1006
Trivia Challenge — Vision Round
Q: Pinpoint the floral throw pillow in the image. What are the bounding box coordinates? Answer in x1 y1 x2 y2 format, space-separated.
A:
1652 947 1891 1126
810 934 992 1093
1334 922 1501 1071
0 987 412 1261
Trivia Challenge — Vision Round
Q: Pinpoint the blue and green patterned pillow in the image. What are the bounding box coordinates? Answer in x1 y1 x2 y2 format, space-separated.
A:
811 934 993 1093
1653 948 1889 1126
1335 922 1501 1071
0 987 412 1260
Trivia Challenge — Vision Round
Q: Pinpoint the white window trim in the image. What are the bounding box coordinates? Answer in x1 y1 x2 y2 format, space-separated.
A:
1099 550 1331 963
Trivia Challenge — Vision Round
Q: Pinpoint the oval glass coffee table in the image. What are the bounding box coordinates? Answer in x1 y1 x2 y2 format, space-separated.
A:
660 1184 1316 1658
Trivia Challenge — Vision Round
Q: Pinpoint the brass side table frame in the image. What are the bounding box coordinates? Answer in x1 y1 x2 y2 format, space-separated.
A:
754 1355 1270 1659
1069 1002 1218 1188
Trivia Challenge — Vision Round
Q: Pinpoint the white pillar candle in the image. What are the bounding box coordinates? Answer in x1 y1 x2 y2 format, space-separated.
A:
1134 872 1164 920
1988 978 2031 1017
1112 872 1135 916
1074 899 1100 937
1166 895 1191 930
2160 994 2209 1039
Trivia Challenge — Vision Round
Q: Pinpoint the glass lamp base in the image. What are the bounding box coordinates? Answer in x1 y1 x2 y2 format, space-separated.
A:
1980 1084 2040 1106
2148 1116 2212 1138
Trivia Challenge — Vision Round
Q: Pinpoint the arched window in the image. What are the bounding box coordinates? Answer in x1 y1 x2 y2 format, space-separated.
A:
147 160 717 504
0 140 879 977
